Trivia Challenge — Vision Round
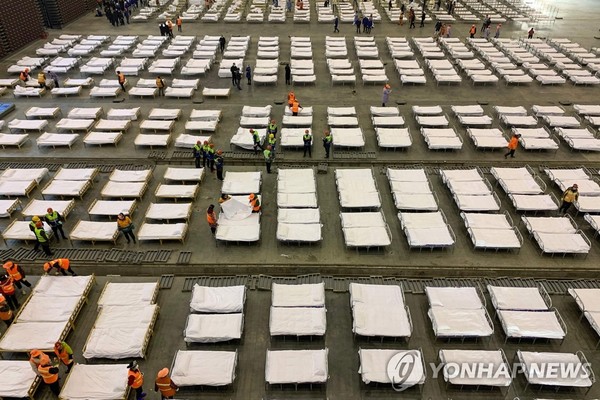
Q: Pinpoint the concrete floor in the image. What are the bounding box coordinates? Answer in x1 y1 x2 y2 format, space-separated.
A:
2 0 600 398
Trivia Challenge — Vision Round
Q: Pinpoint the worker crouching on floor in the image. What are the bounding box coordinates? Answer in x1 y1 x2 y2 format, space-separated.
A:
0 294 13 327
155 367 178 399
43 258 77 276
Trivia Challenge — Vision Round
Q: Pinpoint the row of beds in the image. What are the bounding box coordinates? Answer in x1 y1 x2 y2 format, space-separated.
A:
0 277 160 399
0 167 203 245
385 35 600 87
327 164 597 256
0 106 220 150
6 280 590 397
0 34 239 99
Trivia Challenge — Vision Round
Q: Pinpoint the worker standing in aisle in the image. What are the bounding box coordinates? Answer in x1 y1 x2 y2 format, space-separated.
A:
303 129 312 157
116 71 127 93
323 130 333 158
206 205 218 235
155 368 179 399
207 144 216 172
0 274 19 310
34 220 53 256
250 129 261 154
3 260 32 295
156 76 166 97
559 184 579 214
45 207 67 242
38 357 61 395
43 258 77 276
263 145 274 174
117 213 136 244
504 133 520 159
202 140 210 167
54 341 74 373
192 141 202 168
29 216 41 251
128 361 147 400
0 294 13 327
176 15 182 32
29 350 50 375
215 150 224 181
267 119 278 137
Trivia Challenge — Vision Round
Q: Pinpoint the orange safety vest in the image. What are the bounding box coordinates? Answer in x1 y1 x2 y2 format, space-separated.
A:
53 259 70 270
54 344 73 366
38 364 59 384
3 263 22 281
507 136 518 150
287 93 295 106
469 26 476 34
128 370 144 389
176 18 182 26
0 277 15 295
206 211 217 226
155 376 177 396
19 71 28 81
118 73 125 83
0 295 12 321
292 101 299 113
250 198 260 212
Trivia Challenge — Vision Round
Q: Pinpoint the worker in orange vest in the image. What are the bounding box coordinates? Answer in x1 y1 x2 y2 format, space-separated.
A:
206 205 218 235
29 349 50 375
54 341 74 373
2 260 32 295
0 294 13 327
287 91 295 107
291 99 303 116
128 361 147 399
176 16 182 32
38 357 61 395
154 368 178 399
116 70 127 93
0 274 19 310
469 24 477 38
43 258 77 276
19 68 30 83
248 193 261 213
504 133 521 159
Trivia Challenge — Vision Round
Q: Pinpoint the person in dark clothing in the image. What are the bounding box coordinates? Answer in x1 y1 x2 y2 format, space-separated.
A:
333 16 339 32
362 16 369 33
235 69 242 90
219 35 226 53
230 63 239 87
302 129 312 157
284 64 291 85
193 141 202 168
419 10 425 27
245 65 252 85
355 17 361 33
215 150 224 180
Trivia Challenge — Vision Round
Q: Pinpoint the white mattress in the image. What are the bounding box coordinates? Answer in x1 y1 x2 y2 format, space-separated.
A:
0 321 68 351
138 222 186 241
68 108 102 119
94 119 130 131
25 107 60 118
145 203 191 220
535 232 590 254
523 216 577 234
16 295 80 323
429 307 493 337
221 171 261 194
22 199 73 217
88 200 135 217
265 349 328 384
270 307 326 336
353 302 411 337
164 167 204 182
83 305 157 359
276 222 322 242
499 310 565 339
426 286 482 309
97 282 158 308
33 275 93 297
518 351 592 387
272 282 325 307
171 350 237 386
59 364 128 400
42 179 88 197
101 181 145 198
0 360 38 398
359 349 425 386
0 199 19 217
106 108 140 120
440 350 511 387
569 288 600 312
140 119 174 131
155 184 198 199
8 119 48 132
184 313 243 342
109 169 151 182
510 194 558 211
488 286 548 311
190 285 246 313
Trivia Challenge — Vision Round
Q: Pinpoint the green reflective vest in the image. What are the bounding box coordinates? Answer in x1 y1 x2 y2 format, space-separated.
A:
34 227 47 243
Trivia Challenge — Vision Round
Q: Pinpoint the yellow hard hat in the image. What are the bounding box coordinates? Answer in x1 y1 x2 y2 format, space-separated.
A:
32 216 40 222
269 134 274 139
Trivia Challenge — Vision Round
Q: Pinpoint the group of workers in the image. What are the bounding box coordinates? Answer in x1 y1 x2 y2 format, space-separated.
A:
128 361 179 400
0 257 76 330
27 208 68 256
206 192 262 235
192 141 225 180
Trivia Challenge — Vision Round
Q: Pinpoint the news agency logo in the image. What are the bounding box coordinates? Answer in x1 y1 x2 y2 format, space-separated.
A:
387 351 418 392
